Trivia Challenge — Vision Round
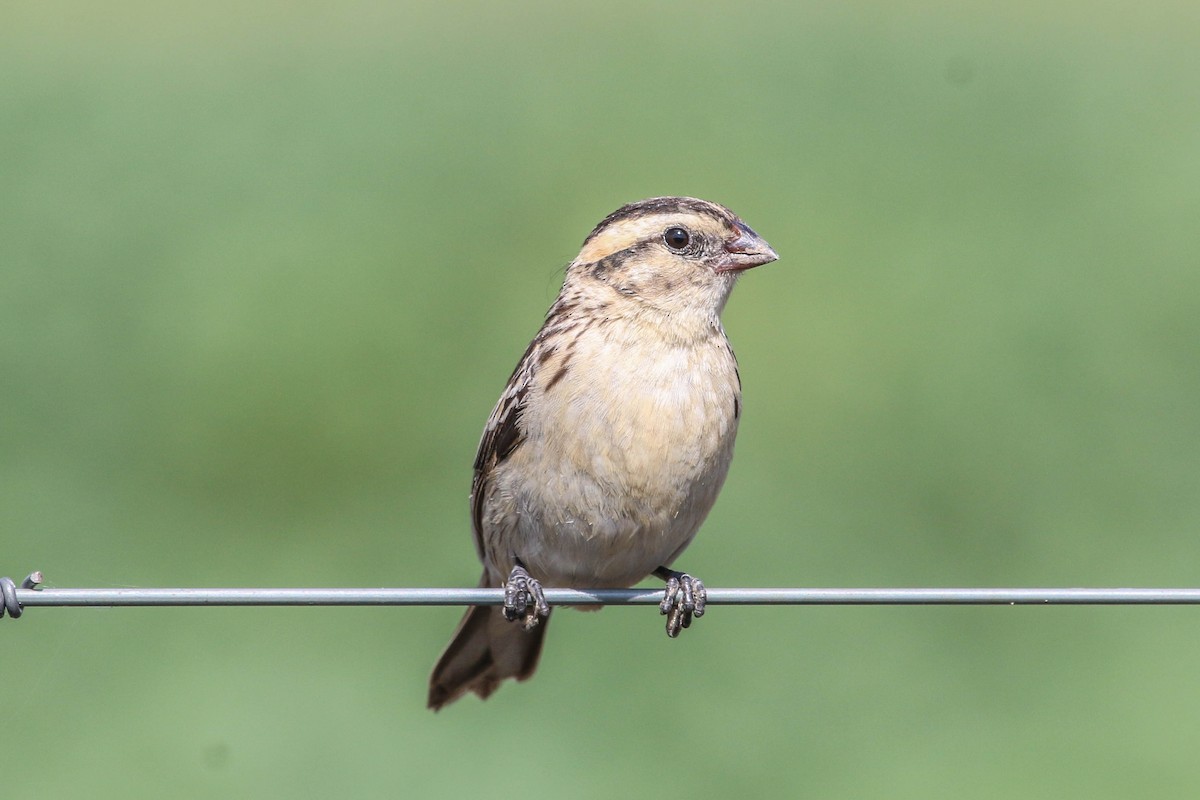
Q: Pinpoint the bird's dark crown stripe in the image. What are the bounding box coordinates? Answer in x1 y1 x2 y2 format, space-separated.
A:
583 197 737 245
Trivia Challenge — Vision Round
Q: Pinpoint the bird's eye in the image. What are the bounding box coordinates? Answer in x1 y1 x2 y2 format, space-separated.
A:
663 227 691 251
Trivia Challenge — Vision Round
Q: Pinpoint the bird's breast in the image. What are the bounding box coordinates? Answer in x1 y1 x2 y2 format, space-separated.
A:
533 325 739 501
483 323 741 585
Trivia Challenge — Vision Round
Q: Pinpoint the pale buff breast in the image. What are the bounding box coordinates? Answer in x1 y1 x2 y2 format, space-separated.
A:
480 321 741 587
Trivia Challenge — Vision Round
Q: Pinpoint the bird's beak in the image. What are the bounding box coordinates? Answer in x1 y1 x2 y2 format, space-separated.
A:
716 222 778 273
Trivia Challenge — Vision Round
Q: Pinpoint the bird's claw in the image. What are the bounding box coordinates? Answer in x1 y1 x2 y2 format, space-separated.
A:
659 571 706 638
503 564 549 630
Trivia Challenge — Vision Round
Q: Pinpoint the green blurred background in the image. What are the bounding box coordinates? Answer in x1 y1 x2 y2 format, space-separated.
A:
3 1 1199 796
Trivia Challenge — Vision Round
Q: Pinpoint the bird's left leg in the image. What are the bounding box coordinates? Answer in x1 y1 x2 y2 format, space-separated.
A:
652 566 707 638
503 560 550 630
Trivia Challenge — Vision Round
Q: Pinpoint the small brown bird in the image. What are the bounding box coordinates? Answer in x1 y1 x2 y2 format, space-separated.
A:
428 197 777 710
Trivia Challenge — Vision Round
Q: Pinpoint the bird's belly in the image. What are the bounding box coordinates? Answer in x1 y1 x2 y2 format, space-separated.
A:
510 484 721 588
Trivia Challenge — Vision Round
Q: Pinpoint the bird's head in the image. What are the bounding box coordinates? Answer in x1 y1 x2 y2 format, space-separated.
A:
566 197 778 322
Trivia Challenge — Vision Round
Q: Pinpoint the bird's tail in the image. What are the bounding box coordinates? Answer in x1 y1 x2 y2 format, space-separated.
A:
427 573 550 710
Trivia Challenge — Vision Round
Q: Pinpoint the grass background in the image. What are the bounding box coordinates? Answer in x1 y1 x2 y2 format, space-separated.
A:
3 1 1199 796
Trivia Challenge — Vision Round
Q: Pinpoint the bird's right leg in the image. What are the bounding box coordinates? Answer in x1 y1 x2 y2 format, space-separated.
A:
503 560 549 630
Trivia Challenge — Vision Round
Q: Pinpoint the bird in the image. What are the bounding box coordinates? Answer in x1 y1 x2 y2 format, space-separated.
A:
428 196 777 710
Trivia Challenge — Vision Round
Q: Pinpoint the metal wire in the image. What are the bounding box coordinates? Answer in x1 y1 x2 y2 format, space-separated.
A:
5 571 1200 619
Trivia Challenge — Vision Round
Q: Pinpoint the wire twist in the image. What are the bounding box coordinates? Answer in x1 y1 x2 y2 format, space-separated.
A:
0 572 43 619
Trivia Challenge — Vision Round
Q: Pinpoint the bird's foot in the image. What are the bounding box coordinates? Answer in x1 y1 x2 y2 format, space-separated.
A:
503 563 549 630
654 567 707 638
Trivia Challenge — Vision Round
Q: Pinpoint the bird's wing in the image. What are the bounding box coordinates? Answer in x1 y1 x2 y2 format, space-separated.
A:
469 335 539 561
